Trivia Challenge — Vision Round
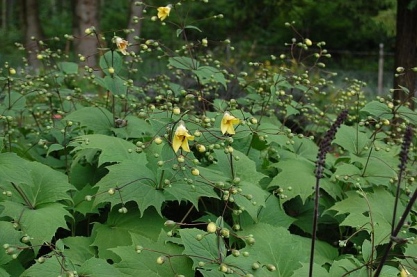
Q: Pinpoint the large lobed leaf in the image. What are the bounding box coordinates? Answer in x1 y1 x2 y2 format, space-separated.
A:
268 157 316 204
71 134 141 166
327 187 406 244
65 107 114 135
333 125 370 156
92 158 165 214
224 223 329 276
0 153 73 250
179 228 223 269
0 221 26 266
91 207 166 262
209 149 268 221
1 201 71 251
22 256 126 277
112 231 194 277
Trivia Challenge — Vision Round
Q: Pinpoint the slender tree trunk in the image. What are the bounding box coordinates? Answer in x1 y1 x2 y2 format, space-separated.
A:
22 0 44 69
126 0 143 61
6 0 15 27
72 0 100 67
1 0 6 30
393 0 417 109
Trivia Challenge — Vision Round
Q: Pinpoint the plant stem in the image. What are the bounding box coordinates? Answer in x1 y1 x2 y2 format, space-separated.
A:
309 177 321 277
11 182 34 209
229 152 235 179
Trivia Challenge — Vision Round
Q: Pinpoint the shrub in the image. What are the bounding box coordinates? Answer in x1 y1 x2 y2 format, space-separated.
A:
0 2 416 277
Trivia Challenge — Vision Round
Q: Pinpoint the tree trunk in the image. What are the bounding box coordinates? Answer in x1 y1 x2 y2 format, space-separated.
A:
22 0 44 69
1 0 6 30
393 0 417 109
72 0 100 67
126 0 143 61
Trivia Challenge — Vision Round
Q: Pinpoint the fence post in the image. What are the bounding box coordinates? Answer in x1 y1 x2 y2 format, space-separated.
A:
378 43 384 95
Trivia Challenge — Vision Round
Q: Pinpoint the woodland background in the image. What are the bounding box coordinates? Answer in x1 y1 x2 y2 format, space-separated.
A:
0 0 413 98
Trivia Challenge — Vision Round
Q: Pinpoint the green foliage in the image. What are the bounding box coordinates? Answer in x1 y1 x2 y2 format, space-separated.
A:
0 1 416 276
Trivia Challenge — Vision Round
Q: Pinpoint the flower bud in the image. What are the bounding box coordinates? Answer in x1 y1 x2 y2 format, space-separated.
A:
207 222 217 233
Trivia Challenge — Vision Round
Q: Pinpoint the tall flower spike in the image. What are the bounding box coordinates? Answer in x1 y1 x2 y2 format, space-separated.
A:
157 4 172 21
114 36 129 55
314 109 348 179
221 112 240 135
172 121 194 153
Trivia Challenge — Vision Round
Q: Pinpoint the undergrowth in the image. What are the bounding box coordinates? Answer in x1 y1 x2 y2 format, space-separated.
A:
0 1 416 277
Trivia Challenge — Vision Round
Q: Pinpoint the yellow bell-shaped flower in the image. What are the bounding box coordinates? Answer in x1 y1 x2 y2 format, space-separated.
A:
114 36 129 55
221 112 240 135
157 4 172 21
172 122 194 153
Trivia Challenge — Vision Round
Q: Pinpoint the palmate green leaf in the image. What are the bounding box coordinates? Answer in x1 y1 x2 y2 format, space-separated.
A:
0 221 25 265
360 100 393 120
144 142 219 209
328 256 367 277
103 75 127 96
112 115 153 139
0 153 73 206
0 153 73 252
168 56 200 70
333 125 370 156
22 256 125 277
71 134 141 167
92 206 166 262
257 194 296 228
165 180 219 209
320 177 344 200
71 184 100 215
179 228 222 269
211 149 267 221
361 156 397 186
224 223 306 276
268 157 316 204
397 105 417 125
298 236 338 266
69 158 108 191
0 267 10 277
77 257 126 277
0 91 26 113
21 256 62 277
403 243 417 276
57 61 78 74
112 231 193 277
333 163 363 182
65 107 113 135
292 136 319 161
46 143 65 156
361 239 375 263
291 262 330 276
58 236 96 266
1 259 24 277
327 187 405 244
99 50 123 73
1 201 70 251
93 159 165 215
193 66 227 89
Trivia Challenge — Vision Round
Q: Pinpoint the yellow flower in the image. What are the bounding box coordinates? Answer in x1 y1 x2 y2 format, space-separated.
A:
114 36 129 55
157 4 172 21
221 112 240 135
172 122 194 153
